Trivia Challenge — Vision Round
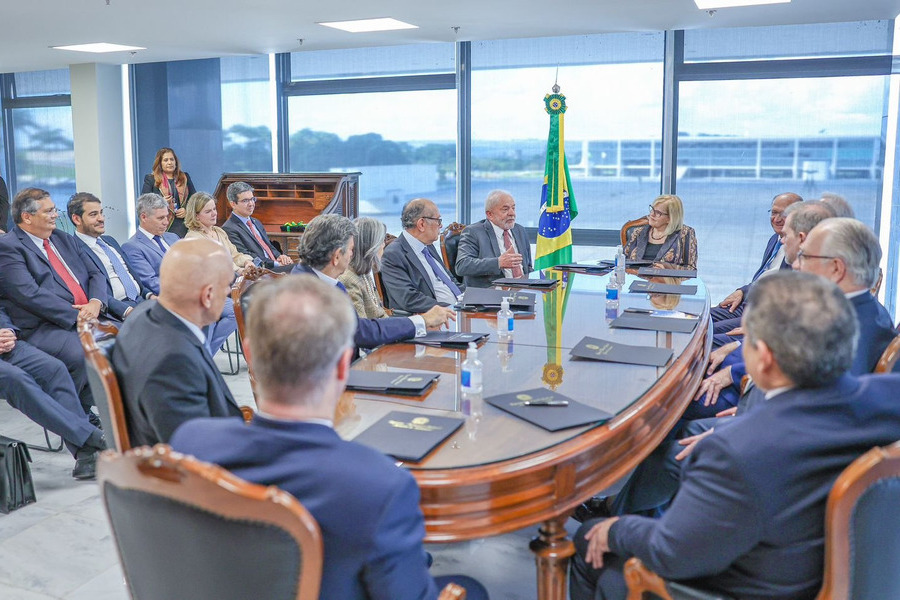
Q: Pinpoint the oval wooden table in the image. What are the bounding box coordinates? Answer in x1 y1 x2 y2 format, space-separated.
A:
336 270 711 600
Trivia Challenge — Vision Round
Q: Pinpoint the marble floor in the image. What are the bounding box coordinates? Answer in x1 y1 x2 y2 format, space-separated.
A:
0 347 600 600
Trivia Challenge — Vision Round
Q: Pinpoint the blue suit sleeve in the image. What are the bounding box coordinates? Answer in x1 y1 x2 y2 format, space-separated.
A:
122 242 161 295
355 316 416 349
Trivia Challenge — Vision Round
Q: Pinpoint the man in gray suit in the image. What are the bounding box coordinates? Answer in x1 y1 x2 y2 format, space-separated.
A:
455 190 532 288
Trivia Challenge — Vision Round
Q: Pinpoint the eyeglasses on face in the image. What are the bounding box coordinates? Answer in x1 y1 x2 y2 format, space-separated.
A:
768 209 786 220
237 197 257 205
648 205 669 218
421 216 443 226
796 249 837 263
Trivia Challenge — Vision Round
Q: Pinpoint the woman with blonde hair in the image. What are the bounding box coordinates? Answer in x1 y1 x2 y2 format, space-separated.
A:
623 194 697 269
338 217 389 319
184 192 255 275
141 147 196 237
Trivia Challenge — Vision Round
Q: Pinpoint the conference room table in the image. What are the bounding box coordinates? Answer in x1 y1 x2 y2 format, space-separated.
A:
336 269 712 600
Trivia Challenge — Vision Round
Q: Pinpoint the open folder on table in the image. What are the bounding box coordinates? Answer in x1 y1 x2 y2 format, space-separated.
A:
491 277 559 289
570 336 673 367
354 411 464 462
459 288 536 311
486 388 613 432
628 280 698 295
346 371 441 396
609 312 699 333
407 331 489 348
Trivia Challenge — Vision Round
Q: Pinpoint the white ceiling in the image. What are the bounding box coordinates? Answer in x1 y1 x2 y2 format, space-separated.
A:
2 0 899 74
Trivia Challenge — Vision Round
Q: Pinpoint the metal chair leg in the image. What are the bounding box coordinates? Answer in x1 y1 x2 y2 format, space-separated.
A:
219 331 241 376
28 427 65 453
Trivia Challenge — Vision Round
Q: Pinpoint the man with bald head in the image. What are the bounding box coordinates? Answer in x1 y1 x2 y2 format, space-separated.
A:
111 238 243 446
381 198 464 313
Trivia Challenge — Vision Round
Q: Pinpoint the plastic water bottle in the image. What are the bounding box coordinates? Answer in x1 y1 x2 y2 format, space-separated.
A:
615 245 627 286
460 342 483 418
498 339 514 371
497 297 514 341
606 275 620 321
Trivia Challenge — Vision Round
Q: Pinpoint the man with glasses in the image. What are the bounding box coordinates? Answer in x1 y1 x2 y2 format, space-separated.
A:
222 181 294 272
0 187 108 418
710 192 802 330
381 198 464 314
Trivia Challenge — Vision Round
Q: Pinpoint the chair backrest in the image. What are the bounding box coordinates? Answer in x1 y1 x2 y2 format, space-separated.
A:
621 216 649 247
78 318 129 452
817 441 900 600
374 233 397 312
874 335 900 374
440 222 467 280
98 445 323 600
871 268 883 296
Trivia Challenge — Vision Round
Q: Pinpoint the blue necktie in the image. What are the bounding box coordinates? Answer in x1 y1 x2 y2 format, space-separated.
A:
152 235 167 254
96 238 140 300
422 247 461 297
336 281 348 294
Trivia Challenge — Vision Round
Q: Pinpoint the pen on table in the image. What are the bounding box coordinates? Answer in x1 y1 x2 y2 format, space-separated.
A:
522 400 569 407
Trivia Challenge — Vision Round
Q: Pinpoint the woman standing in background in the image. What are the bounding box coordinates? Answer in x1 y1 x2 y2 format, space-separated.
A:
141 147 196 237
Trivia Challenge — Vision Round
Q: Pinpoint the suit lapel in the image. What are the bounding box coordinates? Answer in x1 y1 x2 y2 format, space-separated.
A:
18 228 73 299
483 220 501 257
137 232 166 259
401 235 436 295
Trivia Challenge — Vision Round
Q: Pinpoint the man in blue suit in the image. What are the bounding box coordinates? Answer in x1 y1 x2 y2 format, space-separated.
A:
0 187 109 414
68 192 153 321
570 271 900 600
221 181 294 271
123 193 236 354
290 214 455 351
171 275 487 600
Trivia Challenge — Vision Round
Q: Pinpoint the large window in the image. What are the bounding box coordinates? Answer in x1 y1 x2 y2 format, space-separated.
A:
221 56 273 172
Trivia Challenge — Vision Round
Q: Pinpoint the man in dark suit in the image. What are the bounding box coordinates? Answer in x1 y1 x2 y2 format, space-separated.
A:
122 193 236 355
381 198 464 314
709 192 802 328
110 238 243 447
0 306 106 479
221 181 294 271
455 190 532 288
0 187 108 414
290 214 455 350
68 192 153 321
170 275 487 600
570 271 900 600
0 175 9 232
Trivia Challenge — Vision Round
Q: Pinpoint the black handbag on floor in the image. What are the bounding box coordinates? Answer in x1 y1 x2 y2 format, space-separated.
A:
0 435 36 513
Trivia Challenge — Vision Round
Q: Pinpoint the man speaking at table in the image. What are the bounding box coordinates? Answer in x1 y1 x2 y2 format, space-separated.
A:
569 271 900 600
455 190 532 288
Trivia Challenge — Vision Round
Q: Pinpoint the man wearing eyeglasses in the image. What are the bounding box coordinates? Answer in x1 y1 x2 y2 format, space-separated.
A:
710 192 802 330
222 181 294 272
381 198 464 314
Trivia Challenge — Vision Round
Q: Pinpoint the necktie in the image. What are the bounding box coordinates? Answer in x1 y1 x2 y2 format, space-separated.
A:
422 247 461 297
96 238 140 300
336 281 348 294
503 229 524 278
246 219 276 261
152 235 167 254
43 239 88 305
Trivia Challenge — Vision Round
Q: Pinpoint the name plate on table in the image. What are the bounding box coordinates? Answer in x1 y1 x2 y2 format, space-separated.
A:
408 331 489 348
637 267 698 278
346 371 440 396
571 336 673 367
610 313 699 333
628 281 698 295
354 411 464 462
460 288 536 311
491 277 559 289
486 389 613 432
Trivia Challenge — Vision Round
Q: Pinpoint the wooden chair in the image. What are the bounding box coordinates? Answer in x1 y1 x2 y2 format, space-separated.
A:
874 335 900 373
871 267 883 296
78 318 129 452
98 444 323 600
624 441 900 600
374 233 397 314
620 216 649 247
440 222 467 280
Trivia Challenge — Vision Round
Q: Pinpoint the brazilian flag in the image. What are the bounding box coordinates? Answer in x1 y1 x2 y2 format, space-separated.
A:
535 90 578 271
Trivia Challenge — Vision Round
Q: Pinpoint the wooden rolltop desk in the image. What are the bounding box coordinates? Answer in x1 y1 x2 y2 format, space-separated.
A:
212 172 360 260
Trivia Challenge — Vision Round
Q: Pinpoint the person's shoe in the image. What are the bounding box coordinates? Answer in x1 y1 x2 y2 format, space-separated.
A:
72 448 98 480
572 496 612 523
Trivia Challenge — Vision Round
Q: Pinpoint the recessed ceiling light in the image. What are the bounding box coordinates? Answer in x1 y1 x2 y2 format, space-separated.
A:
695 0 789 8
318 17 418 33
52 42 146 53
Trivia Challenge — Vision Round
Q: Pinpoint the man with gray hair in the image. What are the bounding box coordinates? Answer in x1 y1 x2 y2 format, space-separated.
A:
291 213 455 350
170 275 487 600
455 190 532 288
381 198 464 313
571 270 900 600
819 192 855 218
221 181 293 271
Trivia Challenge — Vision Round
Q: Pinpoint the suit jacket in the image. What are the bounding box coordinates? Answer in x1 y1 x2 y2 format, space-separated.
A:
170 416 438 600
121 230 181 295
738 233 792 297
292 264 415 349
141 172 196 238
0 227 108 335
338 269 387 320
222 213 282 268
381 234 462 313
624 224 698 270
75 234 151 320
110 301 242 446
610 374 900 600
455 219 532 288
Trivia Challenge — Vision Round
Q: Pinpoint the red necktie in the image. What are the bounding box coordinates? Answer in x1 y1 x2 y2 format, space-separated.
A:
43 239 89 305
247 219 276 261
503 229 524 278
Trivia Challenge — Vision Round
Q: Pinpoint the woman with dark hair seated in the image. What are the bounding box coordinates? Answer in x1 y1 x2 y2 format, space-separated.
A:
623 194 697 270
338 217 389 319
